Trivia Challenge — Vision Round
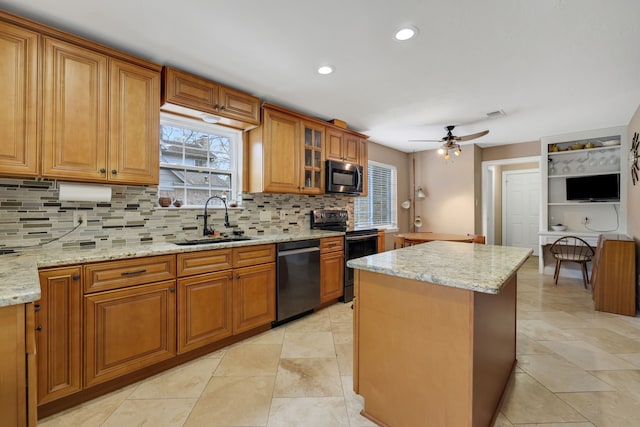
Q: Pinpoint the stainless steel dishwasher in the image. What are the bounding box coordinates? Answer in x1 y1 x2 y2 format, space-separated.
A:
275 239 320 325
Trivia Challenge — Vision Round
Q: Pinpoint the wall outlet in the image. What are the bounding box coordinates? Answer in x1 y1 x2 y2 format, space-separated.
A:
259 211 271 222
582 217 589 225
73 211 87 228
279 210 286 220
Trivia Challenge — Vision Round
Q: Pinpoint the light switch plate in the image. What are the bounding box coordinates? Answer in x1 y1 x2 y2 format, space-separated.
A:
260 211 271 222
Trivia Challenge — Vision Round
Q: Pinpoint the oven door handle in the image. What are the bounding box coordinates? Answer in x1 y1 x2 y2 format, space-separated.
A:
356 166 363 192
346 234 378 242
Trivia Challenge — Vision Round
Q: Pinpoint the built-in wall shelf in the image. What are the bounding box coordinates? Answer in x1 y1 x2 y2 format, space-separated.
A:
539 126 628 274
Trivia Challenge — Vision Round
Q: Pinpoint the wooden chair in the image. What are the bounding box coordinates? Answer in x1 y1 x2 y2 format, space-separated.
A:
549 236 595 288
467 234 486 244
393 235 406 249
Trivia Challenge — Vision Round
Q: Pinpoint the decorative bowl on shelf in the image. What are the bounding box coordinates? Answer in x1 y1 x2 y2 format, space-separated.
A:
601 140 620 146
570 144 585 150
551 224 567 231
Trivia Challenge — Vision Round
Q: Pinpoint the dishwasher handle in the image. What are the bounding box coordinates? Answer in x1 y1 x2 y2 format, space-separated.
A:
279 246 320 256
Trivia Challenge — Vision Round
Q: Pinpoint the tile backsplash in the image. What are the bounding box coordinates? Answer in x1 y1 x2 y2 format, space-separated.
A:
0 179 353 250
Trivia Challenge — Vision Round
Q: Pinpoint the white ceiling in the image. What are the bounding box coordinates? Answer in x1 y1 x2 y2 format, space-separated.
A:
3 0 640 153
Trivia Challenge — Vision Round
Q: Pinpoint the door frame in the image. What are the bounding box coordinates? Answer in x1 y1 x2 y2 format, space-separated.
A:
481 156 540 245
501 168 540 255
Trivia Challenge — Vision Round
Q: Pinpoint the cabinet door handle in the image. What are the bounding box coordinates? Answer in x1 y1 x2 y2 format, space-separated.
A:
111 169 118 175
34 303 41 312
236 275 240 279
228 275 233 280
36 325 42 332
121 269 147 276
170 288 175 293
220 105 225 111
214 104 219 110
72 274 80 281
99 168 106 173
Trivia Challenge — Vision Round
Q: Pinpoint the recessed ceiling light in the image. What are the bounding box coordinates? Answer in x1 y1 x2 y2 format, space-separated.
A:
317 65 334 75
394 26 418 41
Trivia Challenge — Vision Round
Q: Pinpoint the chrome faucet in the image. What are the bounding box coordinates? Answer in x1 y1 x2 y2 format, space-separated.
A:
202 195 230 236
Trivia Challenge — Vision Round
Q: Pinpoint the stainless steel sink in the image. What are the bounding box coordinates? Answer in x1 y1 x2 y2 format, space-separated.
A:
173 236 252 246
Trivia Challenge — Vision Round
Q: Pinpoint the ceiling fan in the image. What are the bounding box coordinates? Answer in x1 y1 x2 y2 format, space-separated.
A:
410 125 489 159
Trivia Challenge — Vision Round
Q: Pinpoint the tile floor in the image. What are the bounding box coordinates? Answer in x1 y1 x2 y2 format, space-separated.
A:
39 256 640 426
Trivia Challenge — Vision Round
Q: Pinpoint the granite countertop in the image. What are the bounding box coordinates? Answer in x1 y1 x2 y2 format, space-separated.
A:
0 230 343 308
347 240 532 294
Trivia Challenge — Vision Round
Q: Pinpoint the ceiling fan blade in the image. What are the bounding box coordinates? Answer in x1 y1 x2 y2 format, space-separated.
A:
408 139 444 143
456 130 489 142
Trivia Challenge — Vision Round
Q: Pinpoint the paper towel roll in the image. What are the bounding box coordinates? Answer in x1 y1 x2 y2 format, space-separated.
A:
58 182 112 202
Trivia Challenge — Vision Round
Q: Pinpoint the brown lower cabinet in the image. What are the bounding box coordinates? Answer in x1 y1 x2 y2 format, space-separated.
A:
320 236 344 303
84 280 177 387
37 267 82 404
36 245 277 416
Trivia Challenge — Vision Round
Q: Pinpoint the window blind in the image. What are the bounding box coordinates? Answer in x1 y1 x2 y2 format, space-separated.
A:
354 161 398 230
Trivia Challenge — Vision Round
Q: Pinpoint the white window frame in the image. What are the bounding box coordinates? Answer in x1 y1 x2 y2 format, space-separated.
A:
354 160 398 231
159 112 243 207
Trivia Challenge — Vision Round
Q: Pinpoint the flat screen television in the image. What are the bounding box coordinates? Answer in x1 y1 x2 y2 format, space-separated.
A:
566 173 620 201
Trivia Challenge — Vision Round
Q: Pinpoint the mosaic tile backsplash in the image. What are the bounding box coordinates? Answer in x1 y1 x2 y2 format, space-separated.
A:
0 179 354 250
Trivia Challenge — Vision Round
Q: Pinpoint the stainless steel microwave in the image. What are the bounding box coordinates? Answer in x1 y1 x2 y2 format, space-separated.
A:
325 160 363 195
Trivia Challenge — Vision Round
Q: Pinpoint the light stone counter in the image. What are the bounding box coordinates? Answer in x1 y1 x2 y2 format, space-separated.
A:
0 230 343 307
347 240 532 294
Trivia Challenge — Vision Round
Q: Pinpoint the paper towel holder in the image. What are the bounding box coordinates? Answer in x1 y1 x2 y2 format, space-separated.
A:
58 182 112 202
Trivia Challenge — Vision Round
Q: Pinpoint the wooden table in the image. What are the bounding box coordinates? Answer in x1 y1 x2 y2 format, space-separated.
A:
395 232 473 247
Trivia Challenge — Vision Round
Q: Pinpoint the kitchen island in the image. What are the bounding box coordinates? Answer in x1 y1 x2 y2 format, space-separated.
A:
348 241 531 427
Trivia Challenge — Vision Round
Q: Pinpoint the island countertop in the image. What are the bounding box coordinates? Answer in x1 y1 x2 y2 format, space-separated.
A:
0 230 343 308
347 240 532 294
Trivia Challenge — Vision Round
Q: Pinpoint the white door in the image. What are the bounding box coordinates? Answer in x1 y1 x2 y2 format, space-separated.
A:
502 170 540 255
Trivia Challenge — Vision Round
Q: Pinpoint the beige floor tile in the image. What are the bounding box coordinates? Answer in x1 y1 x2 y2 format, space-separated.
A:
281 331 336 358
517 354 614 393
284 310 331 333
516 423 595 427
214 343 282 376
340 376 376 427
538 339 636 370
331 321 353 344
522 311 595 329
335 342 353 375
518 319 577 341
559 391 640 427
38 385 136 427
129 356 220 399
500 372 587 424
493 413 514 427
590 369 640 401
328 302 354 323
184 376 274 427
101 398 196 427
273 357 342 397
243 326 286 345
517 333 554 355
267 397 349 426
618 352 640 367
586 317 640 340
561 327 640 354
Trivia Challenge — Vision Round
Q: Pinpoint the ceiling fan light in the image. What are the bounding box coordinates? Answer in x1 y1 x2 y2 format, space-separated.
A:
437 147 445 155
454 147 461 156
444 151 450 160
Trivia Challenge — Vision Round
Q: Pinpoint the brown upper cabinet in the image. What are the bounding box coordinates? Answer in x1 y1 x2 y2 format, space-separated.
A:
42 37 160 185
0 11 161 185
161 67 260 130
248 103 368 195
326 129 359 163
0 20 39 177
248 105 325 194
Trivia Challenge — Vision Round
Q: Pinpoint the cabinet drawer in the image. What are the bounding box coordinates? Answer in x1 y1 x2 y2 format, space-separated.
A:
233 244 276 268
84 255 176 293
320 236 344 253
177 249 233 277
